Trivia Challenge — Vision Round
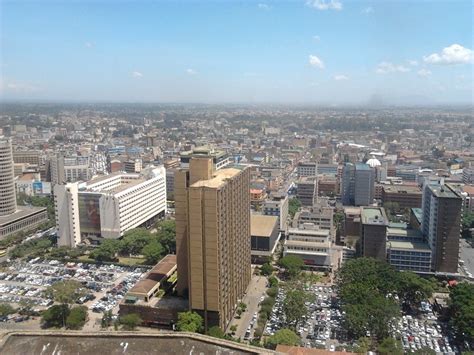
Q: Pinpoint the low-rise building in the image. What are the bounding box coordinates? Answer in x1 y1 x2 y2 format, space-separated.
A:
250 214 280 263
382 184 422 209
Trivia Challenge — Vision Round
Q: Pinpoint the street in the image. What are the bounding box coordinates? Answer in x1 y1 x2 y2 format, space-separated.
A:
460 239 474 277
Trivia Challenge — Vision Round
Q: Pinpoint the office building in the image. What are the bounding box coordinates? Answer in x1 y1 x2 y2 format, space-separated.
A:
54 166 166 247
387 241 432 273
49 154 91 185
263 192 289 233
250 214 280 263
341 163 374 206
382 184 423 209
297 162 317 178
296 177 317 206
124 158 142 173
284 224 333 270
13 150 42 166
179 146 230 170
0 139 48 239
462 166 474 184
421 184 462 273
360 207 388 261
175 157 251 330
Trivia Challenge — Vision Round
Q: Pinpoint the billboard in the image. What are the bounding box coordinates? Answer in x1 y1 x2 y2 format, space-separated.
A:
78 194 102 235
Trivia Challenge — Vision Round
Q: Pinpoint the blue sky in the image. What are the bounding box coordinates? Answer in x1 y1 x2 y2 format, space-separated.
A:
1 0 472 104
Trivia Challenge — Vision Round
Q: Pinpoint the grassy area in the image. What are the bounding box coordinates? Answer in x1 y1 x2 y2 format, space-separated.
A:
117 256 146 266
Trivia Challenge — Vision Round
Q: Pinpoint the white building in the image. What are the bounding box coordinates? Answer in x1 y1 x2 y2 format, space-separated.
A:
283 223 334 270
54 166 166 247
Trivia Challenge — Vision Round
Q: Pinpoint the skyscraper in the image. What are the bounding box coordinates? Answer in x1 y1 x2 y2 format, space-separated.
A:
0 139 17 216
341 163 374 206
175 157 251 330
421 183 462 273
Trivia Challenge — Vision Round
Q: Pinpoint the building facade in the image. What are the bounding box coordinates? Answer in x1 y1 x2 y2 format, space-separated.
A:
175 157 251 330
360 207 388 261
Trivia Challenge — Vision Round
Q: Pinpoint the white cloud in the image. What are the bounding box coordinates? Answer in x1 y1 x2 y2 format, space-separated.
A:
423 44 473 65
361 6 373 14
0 80 41 93
306 0 342 11
85 41 94 48
132 71 143 78
334 74 349 81
258 3 271 10
417 68 432 77
375 61 410 74
313 35 321 41
186 68 198 75
309 55 324 69
408 60 418 66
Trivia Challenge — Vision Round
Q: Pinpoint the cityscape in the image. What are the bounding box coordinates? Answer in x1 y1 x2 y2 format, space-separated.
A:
0 1 473 355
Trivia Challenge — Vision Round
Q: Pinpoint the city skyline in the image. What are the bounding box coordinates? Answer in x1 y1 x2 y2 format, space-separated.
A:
1 0 472 105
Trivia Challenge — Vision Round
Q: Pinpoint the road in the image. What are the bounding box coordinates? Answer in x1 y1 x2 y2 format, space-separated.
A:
227 273 268 340
460 239 474 277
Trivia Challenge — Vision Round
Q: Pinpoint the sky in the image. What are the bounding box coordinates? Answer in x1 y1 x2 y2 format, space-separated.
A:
0 0 472 105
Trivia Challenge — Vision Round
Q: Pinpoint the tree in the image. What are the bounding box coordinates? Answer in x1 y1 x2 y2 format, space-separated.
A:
207 326 225 338
0 303 15 317
268 276 279 288
90 239 121 262
396 272 434 309
279 255 304 278
288 198 301 219
45 280 86 327
101 310 113 328
229 324 237 335
141 240 164 265
66 306 88 329
156 220 176 254
283 286 314 329
120 228 152 255
120 313 142 330
448 282 474 344
266 287 278 298
41 304 70 328
266 329 300 349
176 311 203 333
260 262 273 276
413 347 436 355
377 337 403 355
461 211 474 239
353 337 372 354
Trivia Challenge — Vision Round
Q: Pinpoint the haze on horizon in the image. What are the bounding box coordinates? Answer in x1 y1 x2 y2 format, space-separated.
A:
0 0 472 105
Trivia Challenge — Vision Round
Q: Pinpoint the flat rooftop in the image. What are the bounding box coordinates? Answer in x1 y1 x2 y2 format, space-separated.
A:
361 207 388 225
0 206 47 226
191 167 242 189
388 241 431 251
251 214 278 237
429 184 459 199
383 185 422 194
387 226 422 239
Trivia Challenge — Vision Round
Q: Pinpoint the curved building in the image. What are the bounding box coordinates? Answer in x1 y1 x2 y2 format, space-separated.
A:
0 139 17 216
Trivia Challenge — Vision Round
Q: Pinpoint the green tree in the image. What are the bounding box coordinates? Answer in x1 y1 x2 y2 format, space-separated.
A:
141 240 164 265
156 220 176 254
268 276 279 288
377 337 403 355
283 285 314 329
266 287 278 298
279 255 304 278
176 311 203 333
260 262 273 276
41 304 70 328
413 347 436 355
461 211 474 238
396 272 434 309
353 337 372 354
101 310 114 328
120 313 142 330
45 280 86 327
266 329 300 349
207 325 225 338
448 282 474 344
90 239 121 262
66 306 88 329
229 324 237 335
0 303 15 317
120 228 152 255
288 198 301 219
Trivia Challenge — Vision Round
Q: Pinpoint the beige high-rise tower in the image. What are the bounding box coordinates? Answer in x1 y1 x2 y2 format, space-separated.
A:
175 157 251 330
0 139 17 216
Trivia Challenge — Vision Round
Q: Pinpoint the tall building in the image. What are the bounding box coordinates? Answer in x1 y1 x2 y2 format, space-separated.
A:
0 139 48 239
54 166 166 247
296 177 317 206
0 139 17 216
175 157 251 330
263 192 289 233
360 207 388 261
421 184 462 273
341 163 374 206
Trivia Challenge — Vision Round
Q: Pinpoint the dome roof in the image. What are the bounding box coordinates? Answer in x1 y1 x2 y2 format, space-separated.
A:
366 158 381 168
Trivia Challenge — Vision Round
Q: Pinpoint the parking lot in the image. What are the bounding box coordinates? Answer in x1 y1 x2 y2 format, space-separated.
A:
0 258 150 325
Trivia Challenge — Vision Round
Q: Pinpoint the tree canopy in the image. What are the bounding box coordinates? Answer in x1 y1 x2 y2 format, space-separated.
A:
176 311 203 333
288 198 301 219
279 255 304 279
120 313 142 330
448 282 474 344
266 329 300 349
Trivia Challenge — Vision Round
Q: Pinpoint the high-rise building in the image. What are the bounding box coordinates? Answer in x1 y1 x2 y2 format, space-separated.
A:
175 157 251 330
341 163 374 206
0 139 17 216
360 207 388 261
54 166 166 247
421 184 462 273
296 177 317 206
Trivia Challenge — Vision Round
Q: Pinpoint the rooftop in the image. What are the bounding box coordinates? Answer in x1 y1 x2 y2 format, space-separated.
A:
251 214 278 237
355 163 371 171
0 206 47 226
429 184 460 199
383 184 422 194
191 167 242 189
388 241 431 251
361 207 388 225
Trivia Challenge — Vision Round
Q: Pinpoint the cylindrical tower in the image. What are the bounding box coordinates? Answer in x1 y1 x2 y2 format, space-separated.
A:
0 139 17 216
